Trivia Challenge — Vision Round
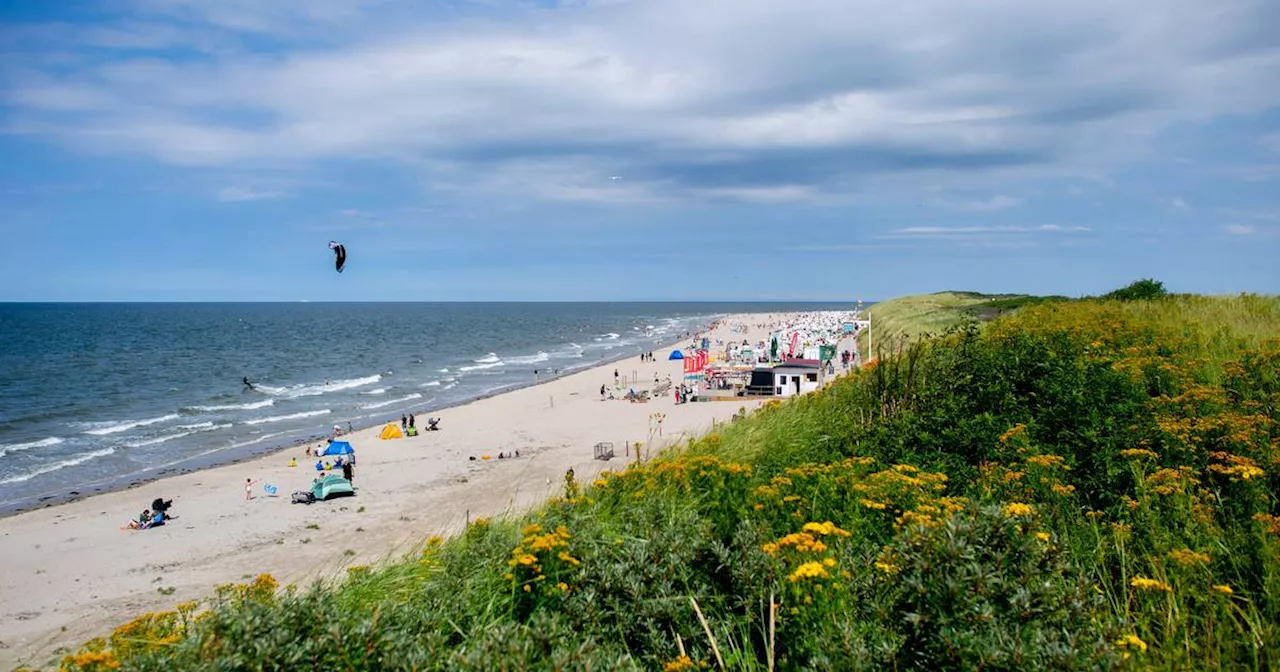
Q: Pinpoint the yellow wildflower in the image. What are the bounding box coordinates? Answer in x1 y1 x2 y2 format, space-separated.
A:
1025 454 1068 469
1115 634 1148 653
860 499 887 510
663 655 696 672
1212 584 1234 595
788 561 830 582
1130 577 1172 593
1003 502 1034 517
874 561 900 575
1034 531 1051 542
1051 483 1076 495
1167 548 1210 566
802 521 852 537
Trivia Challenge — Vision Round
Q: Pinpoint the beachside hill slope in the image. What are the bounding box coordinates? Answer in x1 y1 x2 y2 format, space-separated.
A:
57 284 1280 672
861 290 1067 359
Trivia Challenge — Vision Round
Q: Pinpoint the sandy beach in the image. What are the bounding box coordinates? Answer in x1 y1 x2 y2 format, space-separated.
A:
0 311 852 669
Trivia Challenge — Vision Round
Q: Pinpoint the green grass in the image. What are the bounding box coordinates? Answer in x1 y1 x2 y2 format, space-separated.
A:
859 291 1066 360
57 286 1280 672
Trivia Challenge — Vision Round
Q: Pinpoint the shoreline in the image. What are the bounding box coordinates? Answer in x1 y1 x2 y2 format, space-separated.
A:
0 310 844 669
0 331 712 519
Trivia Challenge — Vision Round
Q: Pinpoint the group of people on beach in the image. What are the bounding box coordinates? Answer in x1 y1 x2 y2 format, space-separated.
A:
122 497 172 530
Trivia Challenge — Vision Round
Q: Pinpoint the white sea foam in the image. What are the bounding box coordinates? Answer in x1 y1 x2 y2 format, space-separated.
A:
84 414 180 436
126 423 231 447
362 388 388 395
473 353 500 364
0 448 116 485
360 393 422 410
421 380 441 387
281 374 382 398
438 368 450 373
459 361 504 372
226 430 295 450
186 399 275 412
243 409 331 425
508 351 550 365
0 437 64 458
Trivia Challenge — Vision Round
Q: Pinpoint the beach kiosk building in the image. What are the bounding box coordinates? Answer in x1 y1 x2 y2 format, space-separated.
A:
746 360 824 397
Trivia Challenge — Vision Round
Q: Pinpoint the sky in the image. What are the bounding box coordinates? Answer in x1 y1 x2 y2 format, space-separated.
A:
0 0 1277 301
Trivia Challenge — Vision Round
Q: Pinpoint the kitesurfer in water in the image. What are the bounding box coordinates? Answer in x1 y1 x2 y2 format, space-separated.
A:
243 377 255 391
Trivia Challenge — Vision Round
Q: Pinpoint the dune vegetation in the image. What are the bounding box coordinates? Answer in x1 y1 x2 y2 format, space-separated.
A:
55 283 1280 671
860 290 1068 361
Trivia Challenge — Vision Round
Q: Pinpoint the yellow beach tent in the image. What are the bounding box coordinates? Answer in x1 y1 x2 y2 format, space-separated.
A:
380 423 404 440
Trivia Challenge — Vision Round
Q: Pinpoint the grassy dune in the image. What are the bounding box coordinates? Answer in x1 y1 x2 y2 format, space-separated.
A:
57 288 1280 672
860 291 1065 360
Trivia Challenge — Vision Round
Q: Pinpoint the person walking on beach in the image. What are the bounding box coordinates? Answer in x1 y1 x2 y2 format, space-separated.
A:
342 460 354 485
401 415 407 430
600 384 607 400
244 478 259 501
614 368 619 384
409 413 415 429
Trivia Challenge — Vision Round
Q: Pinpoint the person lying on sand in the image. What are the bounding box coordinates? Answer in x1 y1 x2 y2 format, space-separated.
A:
121 509 152 530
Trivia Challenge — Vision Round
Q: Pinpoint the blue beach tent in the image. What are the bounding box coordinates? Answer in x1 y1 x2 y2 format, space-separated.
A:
323 441 355 456
668 350 684 360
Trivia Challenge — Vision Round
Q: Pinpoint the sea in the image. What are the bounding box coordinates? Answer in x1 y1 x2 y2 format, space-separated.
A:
0 302 853 512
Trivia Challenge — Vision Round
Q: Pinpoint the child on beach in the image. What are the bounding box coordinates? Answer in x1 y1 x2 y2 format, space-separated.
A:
244 478 259 501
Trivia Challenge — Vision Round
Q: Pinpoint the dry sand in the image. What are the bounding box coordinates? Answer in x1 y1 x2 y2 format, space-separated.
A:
0 312 832 669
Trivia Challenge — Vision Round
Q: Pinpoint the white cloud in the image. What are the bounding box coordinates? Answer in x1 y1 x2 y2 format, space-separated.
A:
1224 223 1256 235
217 186 291 201
4 0 1280 202
924 194 1022 211
1169 197 1189 210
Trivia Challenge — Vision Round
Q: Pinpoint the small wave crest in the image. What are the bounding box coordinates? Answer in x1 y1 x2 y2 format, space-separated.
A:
508 351 550 365
362 388 388 395
0 437 64 458
126 423 231 447
243 409 331 425
459 361 504 372
473 353 500 364
360 393 423 410
282 374 382 398
0 448 117 485
83 414 180 436
185 399 274 412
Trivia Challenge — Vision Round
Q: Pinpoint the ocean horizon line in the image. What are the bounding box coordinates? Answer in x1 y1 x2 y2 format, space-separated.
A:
0 299 875 306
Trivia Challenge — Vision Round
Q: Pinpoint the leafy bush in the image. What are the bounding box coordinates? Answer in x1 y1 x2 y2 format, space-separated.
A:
1101 279 1168 301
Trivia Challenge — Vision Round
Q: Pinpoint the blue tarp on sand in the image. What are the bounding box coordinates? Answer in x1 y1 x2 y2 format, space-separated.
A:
323 441 355 456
